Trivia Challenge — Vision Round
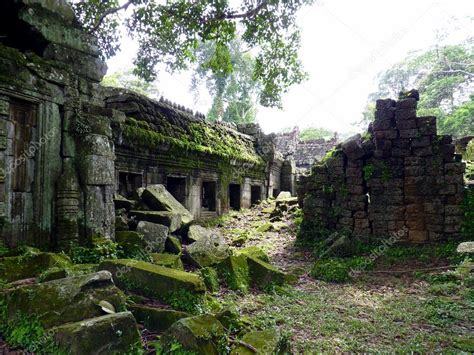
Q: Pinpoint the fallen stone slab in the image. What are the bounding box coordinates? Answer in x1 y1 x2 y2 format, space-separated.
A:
141 184 194 225
51 312 141 354
150 253 184 270
187 225 210 242
161 314 226 355
3 271 127 329
99 259 205 312
457 242 474 254
39 264 99 282
0 252 71 282
136 221 169 252
230 329 289 355
130 210 182 233
217 255 249 292
115 231 147 255
238 246 270 263
129 304 190 333
247 256 286 290
184 232 230 268
276 191 292 200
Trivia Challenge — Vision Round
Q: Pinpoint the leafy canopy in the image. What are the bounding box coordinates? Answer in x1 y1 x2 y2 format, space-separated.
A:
72 0 313 108
360 39 474 138
192 40 259 124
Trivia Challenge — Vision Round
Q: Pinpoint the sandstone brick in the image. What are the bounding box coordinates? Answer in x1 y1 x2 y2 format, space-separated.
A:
399 129 419 139
396 98 417 109
395 108 417 121
413 146 432 156
353 211 367 219
411 136 430 148
392 147 411 157
408 230 428 243
396 118 417 129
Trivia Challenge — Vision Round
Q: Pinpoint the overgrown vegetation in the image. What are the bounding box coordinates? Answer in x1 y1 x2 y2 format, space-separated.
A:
69 237 118 264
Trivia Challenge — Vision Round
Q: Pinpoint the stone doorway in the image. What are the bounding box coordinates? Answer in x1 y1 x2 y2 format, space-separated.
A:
202 181 217 212
167 176 186 205
118 172 143 199
251 185 262 205
229 184 241 211
10 99 37 242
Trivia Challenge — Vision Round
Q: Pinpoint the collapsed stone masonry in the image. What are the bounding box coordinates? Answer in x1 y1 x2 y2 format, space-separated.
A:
298 96 465 243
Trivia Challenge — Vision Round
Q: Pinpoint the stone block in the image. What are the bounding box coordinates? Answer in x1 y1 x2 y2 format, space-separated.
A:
395 107 417 121
82 155 114 185
161 315 226 355
399 129 419 139
99 259 206 311
408 230 428 243
373 118 393 130
411 136 431 148
439 185 456 195
413 146 433 156
0 99 9 116
51 312 141 354
396 118 417 129
392 148 411 157
4 271 126 328
129 305 190 333
396 98 417 109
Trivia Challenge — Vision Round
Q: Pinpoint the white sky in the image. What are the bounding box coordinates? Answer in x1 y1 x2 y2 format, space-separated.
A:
107 0 474 135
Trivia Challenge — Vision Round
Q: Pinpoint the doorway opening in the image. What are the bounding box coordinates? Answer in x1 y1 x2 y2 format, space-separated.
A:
167 176 186 205
118 172 143 199
272 189 279 198
229 184 241 211
251 186 262 206
202 181 217 212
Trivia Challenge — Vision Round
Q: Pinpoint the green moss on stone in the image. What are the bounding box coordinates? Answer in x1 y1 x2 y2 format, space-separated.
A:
129 304 190 333
217 255 250 293
199 267 220 293
150 253 184 270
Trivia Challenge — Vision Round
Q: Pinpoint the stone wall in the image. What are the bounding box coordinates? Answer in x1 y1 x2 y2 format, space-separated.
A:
298 96 465 243
105 90 282 219
0 0 120 248
275 127 339 171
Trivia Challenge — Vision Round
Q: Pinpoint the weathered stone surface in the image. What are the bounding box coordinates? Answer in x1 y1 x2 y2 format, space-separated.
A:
0 252 71 282
165 235 183 254
457 242 474 254
276 191 292 200
99 259 205 311
4 271 127 328
129 304 190 333
200 267 220 293
136 221 169 252
51 312 141 354
238 246 270 263
341 134 366 160
115 231 146 255
130 210 182 233
150 253 184 270
141 184 194 225
230 329 288 355
184 231 230 268
217 255 250 292
187 224 211 242
247 256 286 289
161 314 227 355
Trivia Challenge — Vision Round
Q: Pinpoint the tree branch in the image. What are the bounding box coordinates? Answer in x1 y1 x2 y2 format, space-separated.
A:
225 2 268 20
88 0 133 34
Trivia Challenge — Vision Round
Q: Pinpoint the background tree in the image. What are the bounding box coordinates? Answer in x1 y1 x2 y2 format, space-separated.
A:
360 39 474 137
72 0 312 108
101 69 161 99
192 40 258 124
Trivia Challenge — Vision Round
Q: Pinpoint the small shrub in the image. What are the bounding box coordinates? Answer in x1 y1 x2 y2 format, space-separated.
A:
462 188 474 238
69 237 118 264
310 257 373 283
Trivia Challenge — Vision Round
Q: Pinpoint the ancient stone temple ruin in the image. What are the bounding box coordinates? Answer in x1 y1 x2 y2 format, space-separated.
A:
298 97 466 243
0 0 295 249
275 126 339 171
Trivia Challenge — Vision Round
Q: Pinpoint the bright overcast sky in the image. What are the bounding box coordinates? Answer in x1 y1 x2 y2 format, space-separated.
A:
107 0 474 135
